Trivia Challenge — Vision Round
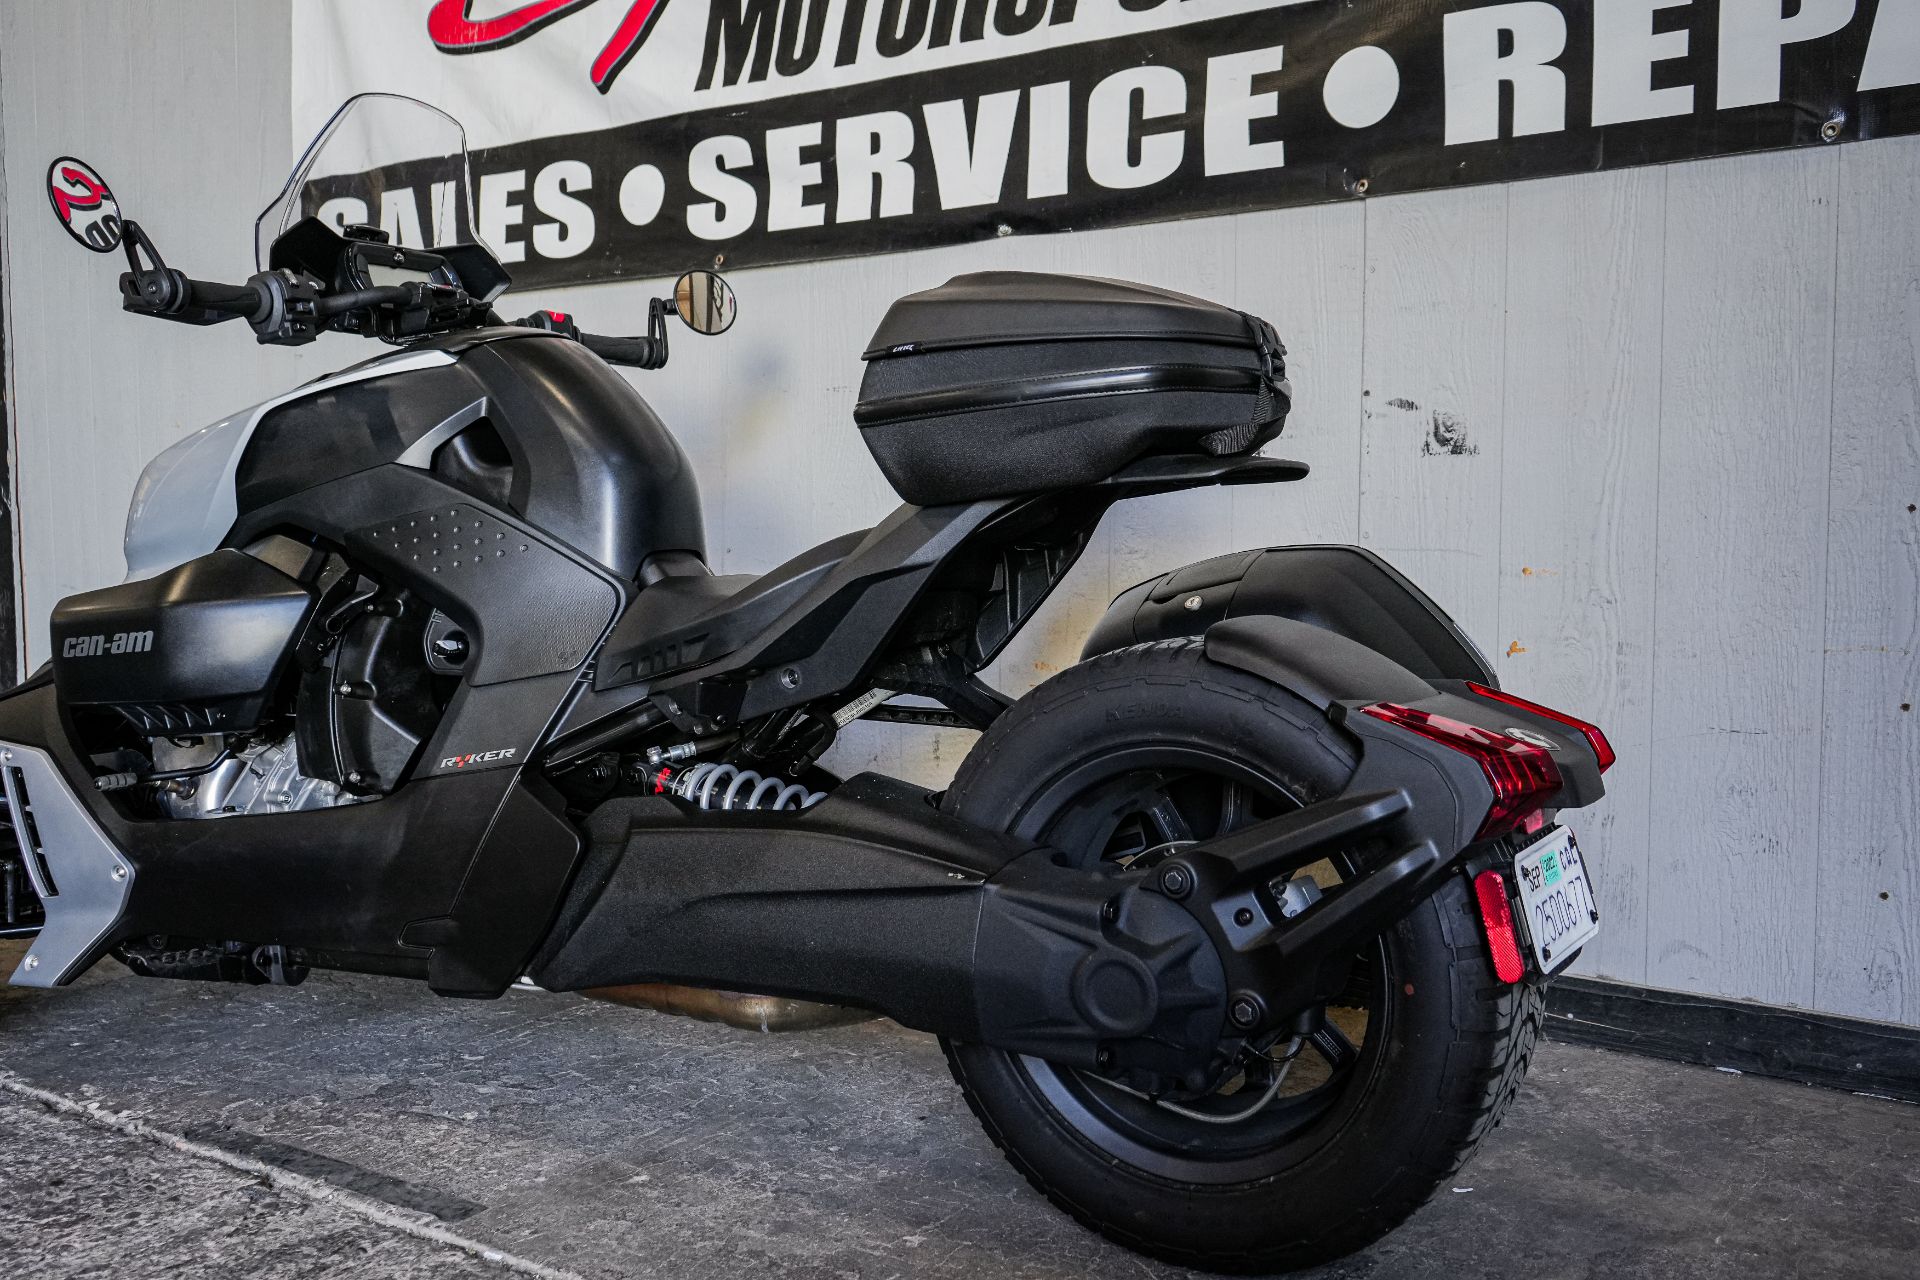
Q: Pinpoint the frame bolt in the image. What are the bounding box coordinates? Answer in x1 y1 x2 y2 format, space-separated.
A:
1234 907 1254 927
779 667 801 690
1159 864 1193 899
1228 994 1263 1028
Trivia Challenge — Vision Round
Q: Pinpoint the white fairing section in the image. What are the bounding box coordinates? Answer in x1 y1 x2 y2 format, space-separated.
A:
122 348 459 580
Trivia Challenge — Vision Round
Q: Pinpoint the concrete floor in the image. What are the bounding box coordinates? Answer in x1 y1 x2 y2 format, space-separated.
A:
0 952 1914 1280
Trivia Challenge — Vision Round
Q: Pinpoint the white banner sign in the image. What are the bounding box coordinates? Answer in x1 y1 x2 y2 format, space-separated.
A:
296 0 1920 286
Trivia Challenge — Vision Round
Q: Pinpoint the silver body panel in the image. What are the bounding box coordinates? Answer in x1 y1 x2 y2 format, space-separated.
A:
122 348 458 581
1 740 134 987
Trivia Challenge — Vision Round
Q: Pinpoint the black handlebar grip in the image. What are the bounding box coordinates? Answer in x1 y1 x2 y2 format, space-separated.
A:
579 332 659 367
185 278 268 320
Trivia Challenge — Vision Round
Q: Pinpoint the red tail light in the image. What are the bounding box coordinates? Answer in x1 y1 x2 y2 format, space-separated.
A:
1472 869 1527 983
1464 681 1615 774
1357 702 1561 839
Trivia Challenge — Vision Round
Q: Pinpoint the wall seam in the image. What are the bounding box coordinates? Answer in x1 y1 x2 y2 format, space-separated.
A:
1495 185 1511 673
0 44 21 682
1810 147 1846 1013
1643 165 1672 987
1356 200 1368 545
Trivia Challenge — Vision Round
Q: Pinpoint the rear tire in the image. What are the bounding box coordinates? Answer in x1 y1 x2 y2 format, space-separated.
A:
942 639 1543 1273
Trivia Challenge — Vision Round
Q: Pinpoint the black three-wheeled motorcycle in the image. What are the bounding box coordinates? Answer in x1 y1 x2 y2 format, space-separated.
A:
11 95 1611 1271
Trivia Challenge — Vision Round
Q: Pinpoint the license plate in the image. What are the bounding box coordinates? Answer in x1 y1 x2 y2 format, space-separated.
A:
1512 827 1600 973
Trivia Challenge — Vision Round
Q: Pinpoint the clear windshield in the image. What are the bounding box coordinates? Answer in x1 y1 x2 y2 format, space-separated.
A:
255 93 480 271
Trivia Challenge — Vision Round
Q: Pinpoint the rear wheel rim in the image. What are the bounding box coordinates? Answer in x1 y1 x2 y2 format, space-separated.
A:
1005 746 1393 1185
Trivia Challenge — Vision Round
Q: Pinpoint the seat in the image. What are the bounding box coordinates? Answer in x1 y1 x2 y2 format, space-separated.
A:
595 530 869 689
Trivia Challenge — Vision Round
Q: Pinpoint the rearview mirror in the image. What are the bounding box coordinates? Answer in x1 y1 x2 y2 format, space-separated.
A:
673 270 737 335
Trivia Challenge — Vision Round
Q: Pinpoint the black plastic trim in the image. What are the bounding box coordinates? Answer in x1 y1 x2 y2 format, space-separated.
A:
852 363 1263 425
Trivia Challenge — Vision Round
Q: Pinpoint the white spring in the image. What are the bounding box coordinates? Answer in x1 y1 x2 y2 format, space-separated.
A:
669 762 824 812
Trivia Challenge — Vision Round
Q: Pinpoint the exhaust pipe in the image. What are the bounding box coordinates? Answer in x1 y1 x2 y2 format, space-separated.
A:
581 982 875 1032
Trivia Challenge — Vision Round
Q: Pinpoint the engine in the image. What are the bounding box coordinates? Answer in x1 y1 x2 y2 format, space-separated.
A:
149 732 361 819
48 536 460 819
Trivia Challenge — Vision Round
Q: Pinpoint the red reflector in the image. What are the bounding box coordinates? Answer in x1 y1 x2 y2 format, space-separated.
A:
1464 681 1615 774
1472 870 1527 984
1358 702 1562 839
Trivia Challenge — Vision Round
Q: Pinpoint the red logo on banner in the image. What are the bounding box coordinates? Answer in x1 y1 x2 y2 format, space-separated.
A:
46 157 124 253
427 0 670 93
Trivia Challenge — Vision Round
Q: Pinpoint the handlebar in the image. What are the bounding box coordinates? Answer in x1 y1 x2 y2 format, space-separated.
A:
183 277 269 319
115 220 674 366
578 331 662 368
314 284 418 318
512 305 669 369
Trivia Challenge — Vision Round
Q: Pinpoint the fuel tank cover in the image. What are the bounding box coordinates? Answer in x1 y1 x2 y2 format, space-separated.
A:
49 549 316 733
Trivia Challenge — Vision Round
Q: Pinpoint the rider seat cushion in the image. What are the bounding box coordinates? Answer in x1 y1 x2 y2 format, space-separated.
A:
854 272 1289 506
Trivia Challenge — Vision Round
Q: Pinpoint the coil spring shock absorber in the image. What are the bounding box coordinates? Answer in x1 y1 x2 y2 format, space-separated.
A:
655 762 825 811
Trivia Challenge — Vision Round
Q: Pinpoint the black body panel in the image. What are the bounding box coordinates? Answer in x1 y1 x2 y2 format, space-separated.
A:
351 500 620 686
236 358 489 512
1083 544 1496 686
233 470 623 690
295 592 441 793
856 273 1288 506
49 549 314 733
531 775 1022 1030
0 681 581 991
594 530 867 687
531 773 1228 1082
237 331 704 579
232 467 621 781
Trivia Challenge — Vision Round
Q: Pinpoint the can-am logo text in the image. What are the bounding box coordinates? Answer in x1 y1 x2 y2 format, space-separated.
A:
62 631 153 658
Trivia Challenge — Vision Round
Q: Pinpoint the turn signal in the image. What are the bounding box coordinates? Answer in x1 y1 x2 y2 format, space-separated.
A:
1472 869 1527 984
1357 702 1561 839
1464 681 1615 774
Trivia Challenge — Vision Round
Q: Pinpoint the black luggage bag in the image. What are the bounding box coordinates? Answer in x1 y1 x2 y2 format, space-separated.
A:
854 272 1290 506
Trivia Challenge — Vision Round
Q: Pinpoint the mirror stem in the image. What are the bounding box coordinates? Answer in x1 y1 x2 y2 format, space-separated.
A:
642 296 670 370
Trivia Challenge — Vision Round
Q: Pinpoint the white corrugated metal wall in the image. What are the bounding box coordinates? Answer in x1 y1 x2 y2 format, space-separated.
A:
3 1 1914 1028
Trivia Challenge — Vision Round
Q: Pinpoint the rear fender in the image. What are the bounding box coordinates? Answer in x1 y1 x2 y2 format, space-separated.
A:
1198 615 1607 850
1082 544 1496 685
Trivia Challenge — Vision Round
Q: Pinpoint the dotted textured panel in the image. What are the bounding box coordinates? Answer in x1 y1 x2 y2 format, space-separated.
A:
352 504 619 685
